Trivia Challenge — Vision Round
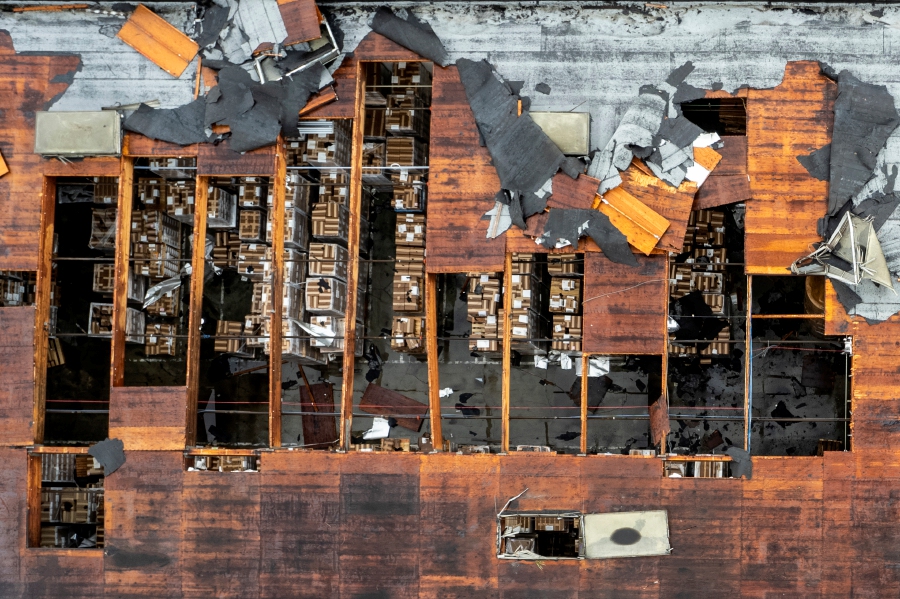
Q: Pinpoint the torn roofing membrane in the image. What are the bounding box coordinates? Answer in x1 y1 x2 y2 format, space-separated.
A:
123 98 212 145
369 7 451 67
537 208 637 266
821 65 900 216
458 58 567 220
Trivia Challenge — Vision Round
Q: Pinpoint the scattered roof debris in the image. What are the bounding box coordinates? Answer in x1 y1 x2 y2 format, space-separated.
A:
724 446 753 479
0 149 8 178
369 7 451 67
535 82 551 95
233 0 289 55
537 208 637 266
458 58 567 220
116 4 199 78
88 438 126 475
594 185 669 255
797 143 831 181
820 65 900 216
649 394 670 447
123 98 211 145
791 212 895 293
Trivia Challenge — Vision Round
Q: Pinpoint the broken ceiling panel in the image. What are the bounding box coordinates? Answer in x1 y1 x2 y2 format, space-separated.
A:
117 4 199 78
822 67 900 216
457 58 566 220
369 7 450 67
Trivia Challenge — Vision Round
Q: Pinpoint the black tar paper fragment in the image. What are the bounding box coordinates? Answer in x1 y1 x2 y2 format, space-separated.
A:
673 82 707 107
665 61 695 87
457 58 566 221
725 446 753 479
508 81 525 95
797 143 831 181
205 66 255 127
123 98 211 146
655 116 704 149
370 7 451 67
855 191 900 232
508 194 526 230
535 82 551 95
88 438 126 475
561 156 585 178
539 208 637 266
196 4 229 48
826 69 900 215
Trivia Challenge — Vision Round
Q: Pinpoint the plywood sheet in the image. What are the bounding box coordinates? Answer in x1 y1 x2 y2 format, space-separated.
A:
278 0 320 46
0 307 35 446
117 5 199 78
104 451 184 598
197 139 276 175
693 173 751 210
597 186 670 255
359 383 428 432
0 32 80 270
108 386 187 450
426 65 506 273
299 381 338 447
619 160 697 253
582 252 667 354
0 448 25 596
745 61 837 274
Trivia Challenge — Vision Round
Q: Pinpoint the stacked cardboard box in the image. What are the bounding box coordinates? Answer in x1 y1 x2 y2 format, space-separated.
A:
165 181 195 223
244 314 266 349
136 178 162 208
392 272 422 312
263 247 306 288
548 277 581 314
92 263 147 303
396 246 425 278
317 169 349 205
212 232 241 270
547 253 579 276
89 207 117 250
266 206 308 250
239 209 266 243
263 317 322 362
93 177 118 204
1 273 27 306
468 274 501 353
504 254 546 354
391 315 424 353
670 208 730 357
145 288 179 317
551 314 583 352
207 185 238 229
364 108 386 136
500 307 540 342
214 320 252 356
308 242 348 281
395 213 425 247
257 277 303 321
235 177 268 208
385 93 427 137
131 209 180 248
88 302 144 343
391 62 432 103
285 138 305 166
303 120 352 167
47 337 65 367
133 241 180 279
237 243 267 280
386 136 426 167
144 322 176 356
311 201 349 245
308 314 345 352
286 172 311 213
391 175 426 211
305 275 347 316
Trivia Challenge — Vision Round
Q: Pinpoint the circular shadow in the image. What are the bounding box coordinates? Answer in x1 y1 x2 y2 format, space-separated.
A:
610 527 642 545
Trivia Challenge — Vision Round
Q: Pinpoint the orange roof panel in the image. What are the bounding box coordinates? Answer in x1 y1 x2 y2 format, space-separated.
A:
117 4 199 78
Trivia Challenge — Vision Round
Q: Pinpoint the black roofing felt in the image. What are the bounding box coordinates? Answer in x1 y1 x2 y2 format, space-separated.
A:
725 446 753 479
196 3 230 49
88 438 126 476
457 58 566 218
653 116 703 150
856 192 900 232
123 98 211 145
538 208 637 266
822 68 900 215
831 279 863 312
369 7 451 67
535 82 551 95
797 143 831 181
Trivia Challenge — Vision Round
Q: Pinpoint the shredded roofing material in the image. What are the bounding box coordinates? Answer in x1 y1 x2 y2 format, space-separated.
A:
88 438 126 475
797 143 831 181
820 65 900 216
458 58 567 221
123 98 211 145
369 7 451 67
536 208 637 266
